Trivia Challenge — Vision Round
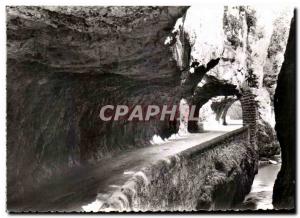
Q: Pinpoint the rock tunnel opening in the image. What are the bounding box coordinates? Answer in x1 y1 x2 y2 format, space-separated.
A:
181 75 257 142
185 87 258 146
225 101 243 124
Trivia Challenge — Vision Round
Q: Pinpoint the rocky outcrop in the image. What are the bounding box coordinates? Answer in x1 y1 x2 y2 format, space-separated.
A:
169 6 293 156
263 9 294 99
273 15 295 210
256 120 280 157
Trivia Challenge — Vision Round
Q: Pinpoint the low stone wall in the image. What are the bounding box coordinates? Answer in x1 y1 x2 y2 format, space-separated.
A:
98 127 258 211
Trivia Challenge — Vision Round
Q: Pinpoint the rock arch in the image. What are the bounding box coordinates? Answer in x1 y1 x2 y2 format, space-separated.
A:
186 80 240 132
183 83 258 146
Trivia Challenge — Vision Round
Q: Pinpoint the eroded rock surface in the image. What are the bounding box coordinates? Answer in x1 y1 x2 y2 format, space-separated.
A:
7 6 187 203
273 15 295 210
169 6 293 156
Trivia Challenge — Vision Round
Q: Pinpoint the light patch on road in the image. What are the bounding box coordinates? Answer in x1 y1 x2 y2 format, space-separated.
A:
82 199 103 212
123 171 135 175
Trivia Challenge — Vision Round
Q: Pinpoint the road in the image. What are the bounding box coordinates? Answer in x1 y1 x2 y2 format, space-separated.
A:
9 125 242 212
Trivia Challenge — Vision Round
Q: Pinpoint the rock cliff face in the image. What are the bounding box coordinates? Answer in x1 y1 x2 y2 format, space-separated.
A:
7 6 187 203
169 6 293 156
273 15 295 210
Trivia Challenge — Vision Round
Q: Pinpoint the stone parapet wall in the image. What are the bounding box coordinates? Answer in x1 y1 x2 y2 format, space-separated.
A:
98 127 257 211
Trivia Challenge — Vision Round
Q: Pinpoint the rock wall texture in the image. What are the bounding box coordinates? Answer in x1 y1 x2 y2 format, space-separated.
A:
7 6 187 203
273 15 295 210
98 127 257 211
169 6 293 156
